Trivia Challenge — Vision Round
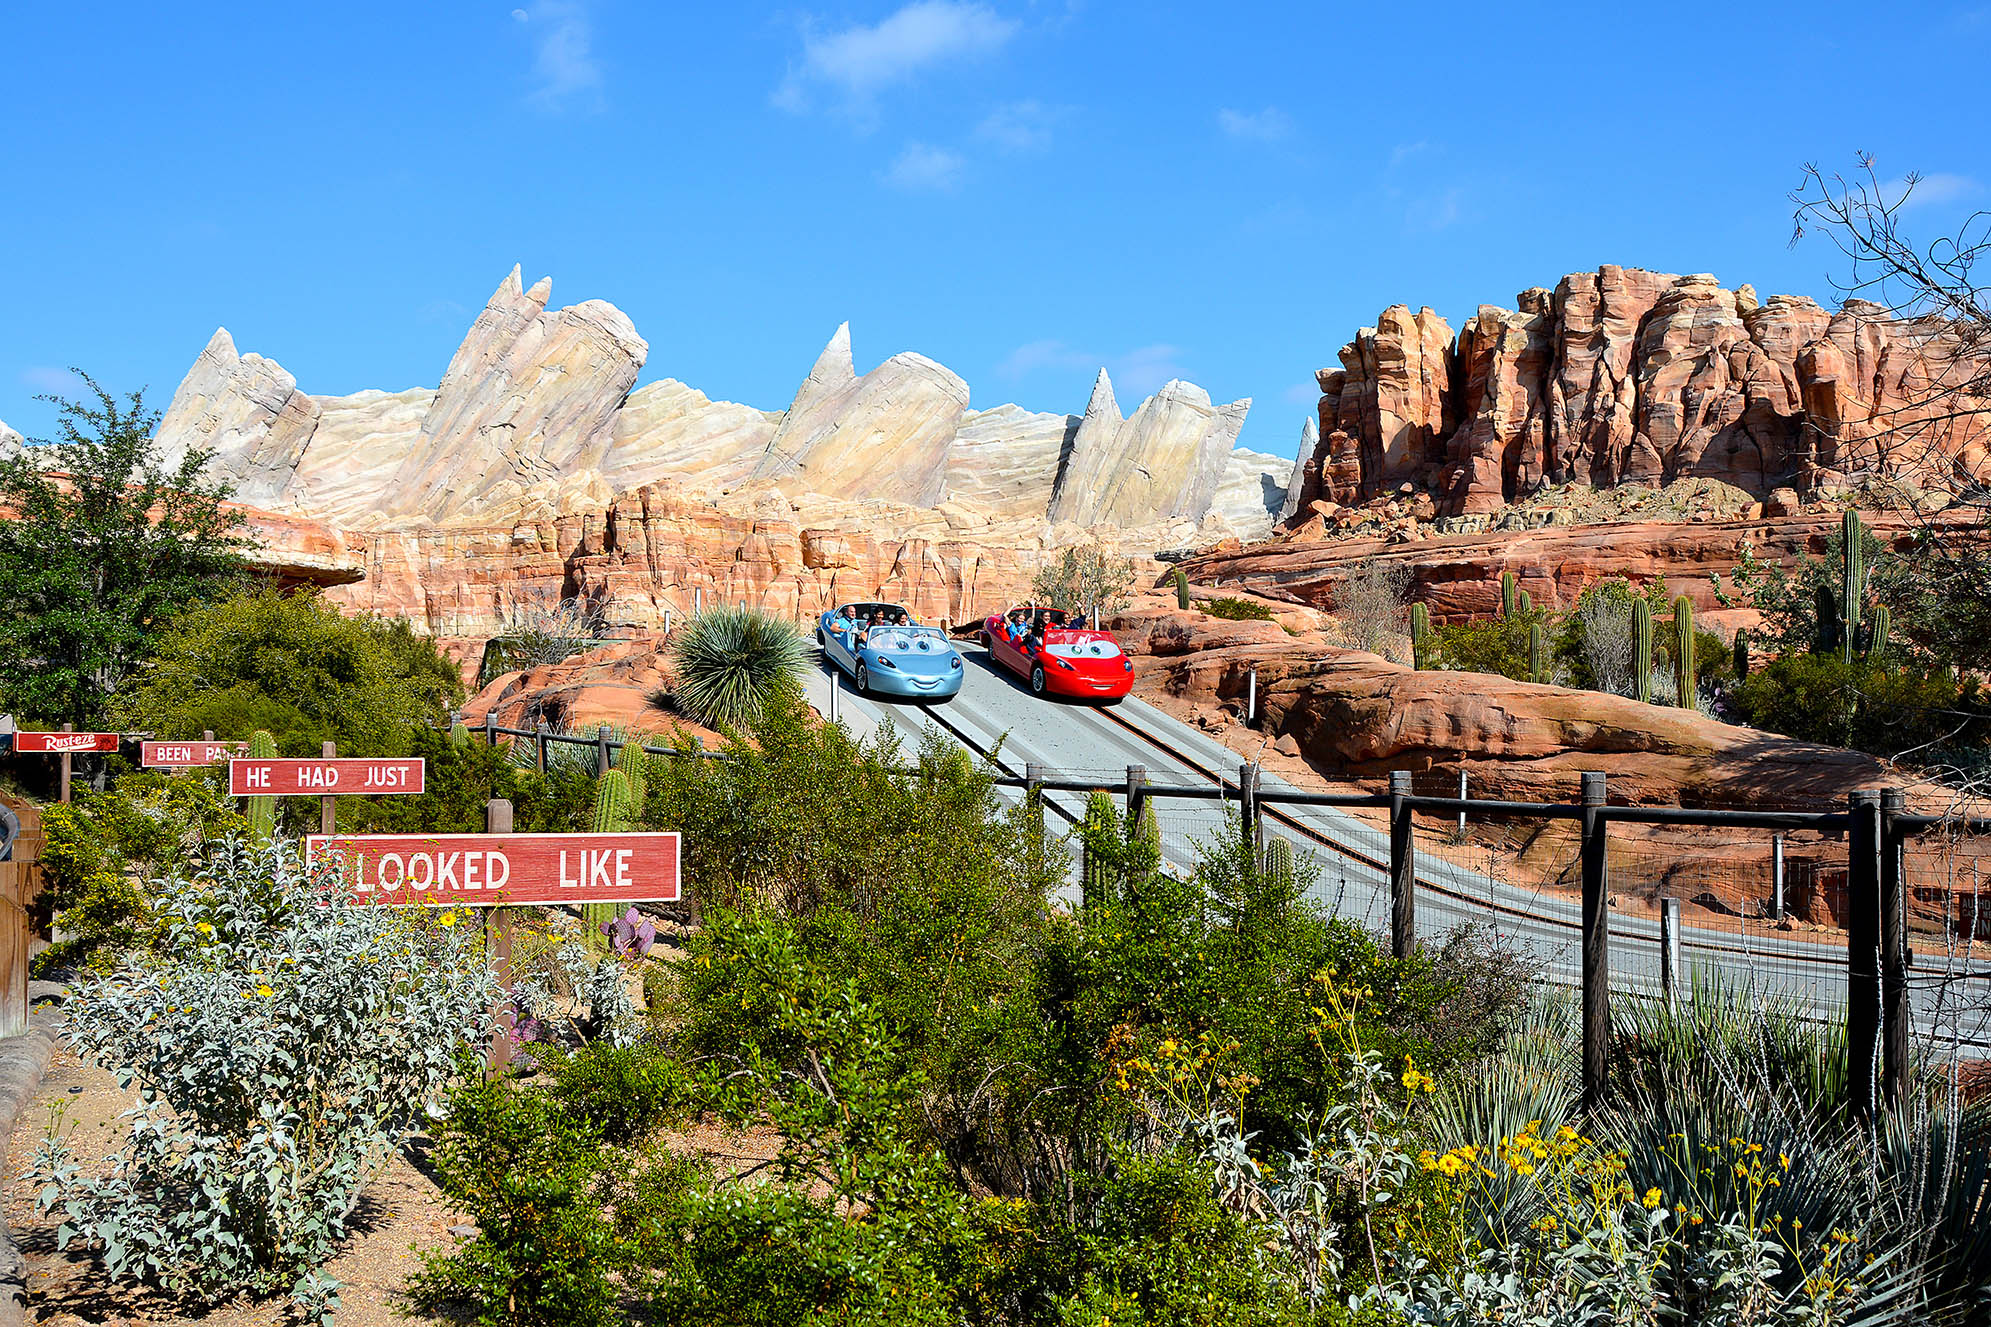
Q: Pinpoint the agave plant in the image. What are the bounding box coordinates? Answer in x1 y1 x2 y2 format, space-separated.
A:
663 606 807 732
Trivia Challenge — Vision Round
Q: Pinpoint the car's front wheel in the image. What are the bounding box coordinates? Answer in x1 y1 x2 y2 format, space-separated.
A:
855 662 870 694
1030 665 1047 695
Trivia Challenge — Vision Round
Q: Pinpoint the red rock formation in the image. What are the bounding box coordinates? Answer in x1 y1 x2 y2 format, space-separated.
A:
1286 266 1991 519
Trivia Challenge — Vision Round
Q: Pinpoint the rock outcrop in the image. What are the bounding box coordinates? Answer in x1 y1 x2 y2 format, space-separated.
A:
1286 265 1991 518
1047 370 1250 527
152 267 1281 545
0 419 21 459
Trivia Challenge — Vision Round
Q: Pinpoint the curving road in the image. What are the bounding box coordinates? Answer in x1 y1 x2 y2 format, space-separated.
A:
803 643 1991 1049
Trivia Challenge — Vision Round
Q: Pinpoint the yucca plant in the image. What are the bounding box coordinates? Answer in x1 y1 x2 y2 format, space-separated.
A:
663 607 807 733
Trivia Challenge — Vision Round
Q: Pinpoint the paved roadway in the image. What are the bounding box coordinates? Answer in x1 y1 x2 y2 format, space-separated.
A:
802 642 1991 1048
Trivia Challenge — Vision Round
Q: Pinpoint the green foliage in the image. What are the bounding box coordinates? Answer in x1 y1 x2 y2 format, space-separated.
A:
34 772 244 975
1672 595 1697 708
1633 596 1654 701
0 375 249 728
1409 602 1431 669
34 840 496 1320
117 588 462 755
1734 627 1751 680
1173 565 1192 609
1430 610 1550 682
339 725 597 836
663 606 807 732
1204 596 1277 621
1733 519 1903 661
1081 790 1118 906
1032 543 1138 618
1733 652 1990 758
244 728 277 842
408 1056 635 1327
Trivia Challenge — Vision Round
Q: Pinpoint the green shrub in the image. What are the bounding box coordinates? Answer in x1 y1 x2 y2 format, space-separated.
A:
1204 596 1276 621
1733 652 1989 758
33 839 497 1320
339 725 597 836
116 587 463 755
548 1043 687 1146
661 606 807 732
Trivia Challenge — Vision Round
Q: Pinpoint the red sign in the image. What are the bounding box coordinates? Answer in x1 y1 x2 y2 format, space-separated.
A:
13 731 119 754
304 833 682 907
230 758 426 796
142 740 246 768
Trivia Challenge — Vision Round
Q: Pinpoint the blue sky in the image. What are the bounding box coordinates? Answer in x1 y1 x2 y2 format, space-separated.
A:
4 1 1987 462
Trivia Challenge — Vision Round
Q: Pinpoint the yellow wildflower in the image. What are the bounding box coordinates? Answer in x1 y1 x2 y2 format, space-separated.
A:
439 911 458 928
256 984 273 997
1642 1188 1662 1209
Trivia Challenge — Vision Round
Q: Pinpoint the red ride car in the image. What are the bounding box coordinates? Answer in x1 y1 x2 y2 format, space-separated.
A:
980 605 1134 701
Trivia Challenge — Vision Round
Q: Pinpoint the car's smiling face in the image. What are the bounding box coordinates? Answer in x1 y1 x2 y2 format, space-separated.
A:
863 627 959 672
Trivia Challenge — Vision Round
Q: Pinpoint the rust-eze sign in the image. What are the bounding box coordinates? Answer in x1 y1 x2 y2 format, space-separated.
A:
230 758 425 796
142 740 246 768
304 833 682 907
14 732 119 754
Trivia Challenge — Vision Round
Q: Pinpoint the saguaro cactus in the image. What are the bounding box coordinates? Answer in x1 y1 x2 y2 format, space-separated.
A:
1409 602 1431 670
1080 790 1118 906
1500 571 1517 618
1673 596 1697 709
1517 589 1533 617
1632 599 1653 703
1814 582 1841 655
1733 628 1751 680
1172 567 1191 610
245 728 277 841
1842 509 1866 665
585 770 635 934
1868 604 1891 661
1527 621 1546 684
1130 798 1161 887
615 738 648 816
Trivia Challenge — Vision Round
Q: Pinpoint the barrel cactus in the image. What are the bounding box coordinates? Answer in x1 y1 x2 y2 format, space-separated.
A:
1672 596 1697 709
1409 602 1431 670
1632 599 1653 703
1263 836 1295 895
245 729 277 842
1500 571 1517 618
1172 566 1191 610
449 721 470 747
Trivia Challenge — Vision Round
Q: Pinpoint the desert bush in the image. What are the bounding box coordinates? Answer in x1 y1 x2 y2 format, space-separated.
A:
1333 559 1414 662
479 593 610 686
1033 542 1136 618
32 839 496 1319
1733 652 1990 760
661 606 807 731
1204 595 1277 621
339 724 597 835
117 588 462 755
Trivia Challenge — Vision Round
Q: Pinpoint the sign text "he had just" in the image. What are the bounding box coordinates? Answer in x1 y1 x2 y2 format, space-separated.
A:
230 758 425 796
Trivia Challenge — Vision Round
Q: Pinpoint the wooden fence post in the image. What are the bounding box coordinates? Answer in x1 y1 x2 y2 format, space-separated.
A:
1580 771 1609 1110
0 796 42 1040
596 725 613 777
1125 765 1147 831
1880 788 1909 1108
484 796 515 1076
58 723 72 804
484 711 497 747
1847 790 1882 1121
1388 769 1415 959
534 720 548 774
316 740 339 834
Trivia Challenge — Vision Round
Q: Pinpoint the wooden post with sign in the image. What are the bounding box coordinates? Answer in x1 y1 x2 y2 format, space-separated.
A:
320 741 338 835
59 724 72 804
0 793 44 1040
484 797 514 1075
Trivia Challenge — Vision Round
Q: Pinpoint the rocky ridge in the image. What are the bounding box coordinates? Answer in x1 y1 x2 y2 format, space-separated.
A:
154 267 1277 544
1284 265 1991 520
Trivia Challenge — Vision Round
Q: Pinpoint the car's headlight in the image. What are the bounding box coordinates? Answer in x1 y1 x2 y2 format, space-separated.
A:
1122 659 1133 672
878 656 898 668
1055 657 1075 670
950 656 961 669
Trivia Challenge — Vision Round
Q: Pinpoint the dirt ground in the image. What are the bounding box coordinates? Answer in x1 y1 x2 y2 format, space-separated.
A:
6 1039 466 1327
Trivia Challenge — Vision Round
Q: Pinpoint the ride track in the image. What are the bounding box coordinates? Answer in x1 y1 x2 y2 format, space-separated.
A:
802 641 1991 1050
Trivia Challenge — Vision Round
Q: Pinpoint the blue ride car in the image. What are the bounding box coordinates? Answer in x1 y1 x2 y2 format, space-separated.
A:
815 602 965 701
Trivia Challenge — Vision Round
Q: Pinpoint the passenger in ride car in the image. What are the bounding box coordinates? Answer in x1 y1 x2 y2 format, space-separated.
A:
828 605 856 644
1004 609 1027 641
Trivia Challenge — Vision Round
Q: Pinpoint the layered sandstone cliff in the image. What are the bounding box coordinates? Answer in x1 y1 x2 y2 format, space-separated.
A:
154 267 1278 542
1285 266 1991 519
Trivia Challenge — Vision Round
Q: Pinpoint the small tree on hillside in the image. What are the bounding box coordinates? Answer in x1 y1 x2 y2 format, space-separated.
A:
1031 544 1136 620
1332 559 1413 662
0 375 248 728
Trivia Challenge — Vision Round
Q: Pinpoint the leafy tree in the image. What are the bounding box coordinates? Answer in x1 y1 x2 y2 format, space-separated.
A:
116 588 463 755
1031 543 1136 619
0 374 248 727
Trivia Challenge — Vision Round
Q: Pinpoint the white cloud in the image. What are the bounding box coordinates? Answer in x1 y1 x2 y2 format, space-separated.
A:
1388 139 1430 168
882 141 966 192
516 1 603 112
1884 172 1981 209
778 1 1019 114
18 367 77 394
1217 106 1290 142
976 99 1063 152
996 340 1189 400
